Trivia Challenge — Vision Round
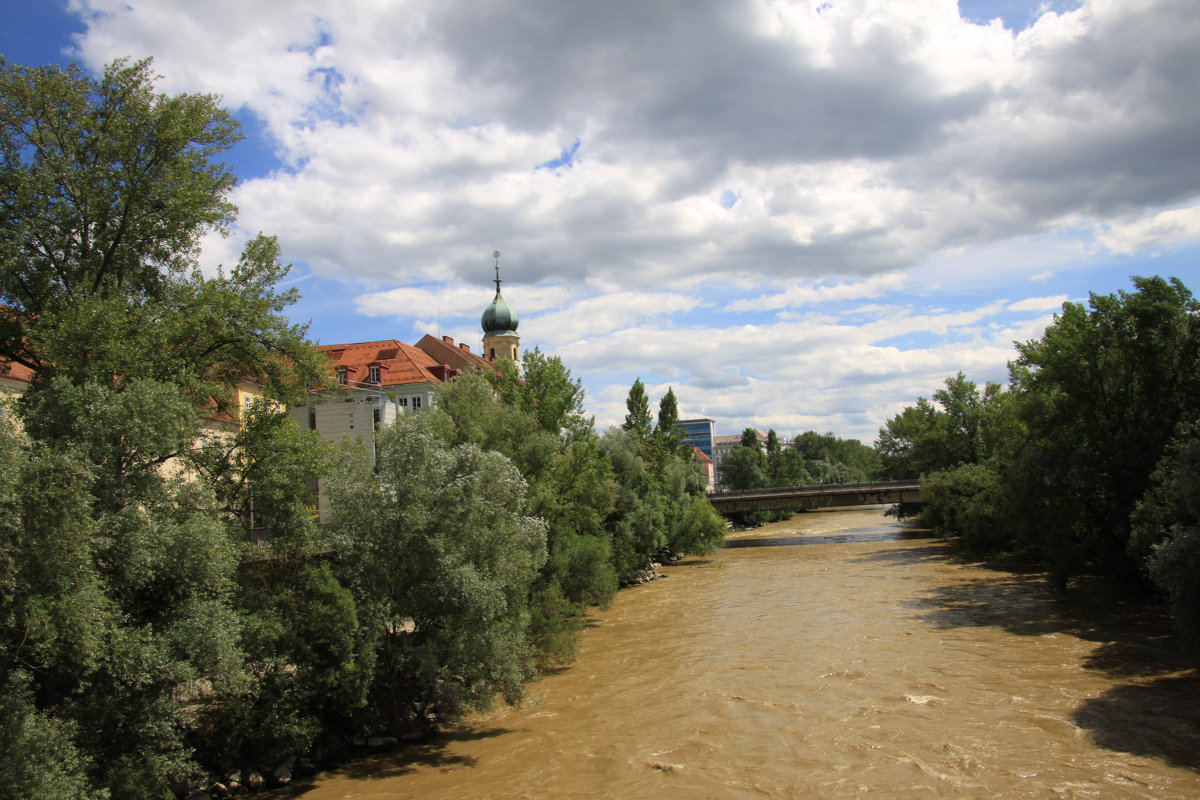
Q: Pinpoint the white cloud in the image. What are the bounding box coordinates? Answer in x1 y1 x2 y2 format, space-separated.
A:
67 0 1200 291
55 0 1200 443
1096 204 1200 255
1007 295 1067 312
727 273 909 312
354 282 576 320
558 297 1037 439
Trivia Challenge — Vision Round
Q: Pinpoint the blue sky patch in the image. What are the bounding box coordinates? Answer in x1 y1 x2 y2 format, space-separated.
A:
536 139 581 171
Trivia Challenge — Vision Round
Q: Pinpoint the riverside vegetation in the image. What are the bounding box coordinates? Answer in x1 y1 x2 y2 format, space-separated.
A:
0 58 725 799
876 275 1200 646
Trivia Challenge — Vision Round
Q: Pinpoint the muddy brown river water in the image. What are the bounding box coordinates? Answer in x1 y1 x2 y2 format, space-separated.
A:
282 508 1200 799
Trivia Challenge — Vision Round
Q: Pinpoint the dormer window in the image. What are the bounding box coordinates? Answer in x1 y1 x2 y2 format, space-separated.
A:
336 368 348 386
368 365 380 383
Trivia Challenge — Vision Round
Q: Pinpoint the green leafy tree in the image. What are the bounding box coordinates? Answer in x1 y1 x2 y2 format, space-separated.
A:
919 462 1009 552
1132 418 1200 643
1008 276 1200 582
765 429 782 483
327 416 548 736
721 445 768 492
0 672 99 800
876 374 1010 479
0 56 330 797
655 387 684 455
210 561 369 763
722 428 768 493
0 57 326 409
0 417 247 799
601 428 668 579
517 347 590 438
185 404 369 762
883 276 1200 605
622 378 653 444
188 400 329 552
437 369 617 668
0 57 238 346
791 431 882 481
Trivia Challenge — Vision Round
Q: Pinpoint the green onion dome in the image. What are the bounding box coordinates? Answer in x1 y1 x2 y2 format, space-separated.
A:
481 291 518 335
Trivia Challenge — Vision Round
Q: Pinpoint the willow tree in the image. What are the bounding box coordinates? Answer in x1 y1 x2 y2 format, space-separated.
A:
327 416 547 736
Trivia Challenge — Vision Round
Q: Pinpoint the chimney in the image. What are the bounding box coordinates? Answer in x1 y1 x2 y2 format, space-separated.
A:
459 343 471 352
442 335 454 344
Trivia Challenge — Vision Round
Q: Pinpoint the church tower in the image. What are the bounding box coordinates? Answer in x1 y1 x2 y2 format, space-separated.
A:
481 251 520 362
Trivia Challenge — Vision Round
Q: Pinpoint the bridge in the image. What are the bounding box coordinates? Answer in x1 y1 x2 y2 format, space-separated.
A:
706 479 922 514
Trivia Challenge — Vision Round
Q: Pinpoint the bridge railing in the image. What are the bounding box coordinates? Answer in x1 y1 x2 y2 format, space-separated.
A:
707 479 921 500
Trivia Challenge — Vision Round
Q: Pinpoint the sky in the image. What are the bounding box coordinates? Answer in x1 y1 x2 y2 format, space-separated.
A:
2 0 1198 442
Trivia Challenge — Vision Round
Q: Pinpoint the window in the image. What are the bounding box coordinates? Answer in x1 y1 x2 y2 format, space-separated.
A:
412 396 422 410
244 394 253 411
398 397 408 408
369 365 380 383
337 368 348 386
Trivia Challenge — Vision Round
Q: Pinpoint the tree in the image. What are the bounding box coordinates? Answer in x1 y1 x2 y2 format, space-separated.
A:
622 378 653 444
517 347 590 438
327 416 548 735
0 417 248 799
0 57 330 797
1008 276 1200 581
765 429 782 483
601 428 668 579
188 399 329 552
721 445 768 492
0 672 98 800
655 387 684 455
0 57 239 348
883 277 1200 597
876 374 1012 479
1132 418 1200 643
0 57 325 409
436 369 617 668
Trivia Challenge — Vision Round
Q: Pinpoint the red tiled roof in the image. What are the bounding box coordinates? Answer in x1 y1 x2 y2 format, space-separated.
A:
0 359 34 385
414 334 497 374
691 446 713 463
315 340 446 388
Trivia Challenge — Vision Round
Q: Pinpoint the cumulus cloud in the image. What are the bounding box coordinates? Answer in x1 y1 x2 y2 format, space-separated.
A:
58 0 1200 441
1096 204 1200 255
68 0 1200 290
551 297 1042 438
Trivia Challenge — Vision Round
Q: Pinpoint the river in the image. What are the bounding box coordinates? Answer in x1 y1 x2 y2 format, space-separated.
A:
281 508 1200 799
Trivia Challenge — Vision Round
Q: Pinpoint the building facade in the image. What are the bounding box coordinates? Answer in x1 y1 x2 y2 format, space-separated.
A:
680 417 716 459
295 262 524 520
712 429 769 489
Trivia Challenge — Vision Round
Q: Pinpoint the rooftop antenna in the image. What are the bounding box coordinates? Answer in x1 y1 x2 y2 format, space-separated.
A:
493 250 502 294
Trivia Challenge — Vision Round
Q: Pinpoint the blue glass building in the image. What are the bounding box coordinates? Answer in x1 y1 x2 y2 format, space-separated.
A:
680 418 716 459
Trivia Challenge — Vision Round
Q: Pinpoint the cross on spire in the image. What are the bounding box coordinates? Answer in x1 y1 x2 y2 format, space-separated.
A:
493 250 502 294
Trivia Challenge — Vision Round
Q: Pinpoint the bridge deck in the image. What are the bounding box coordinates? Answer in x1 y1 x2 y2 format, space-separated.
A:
707 479 922 513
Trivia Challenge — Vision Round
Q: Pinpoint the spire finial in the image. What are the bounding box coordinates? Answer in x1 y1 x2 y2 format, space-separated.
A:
493 250 502 294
